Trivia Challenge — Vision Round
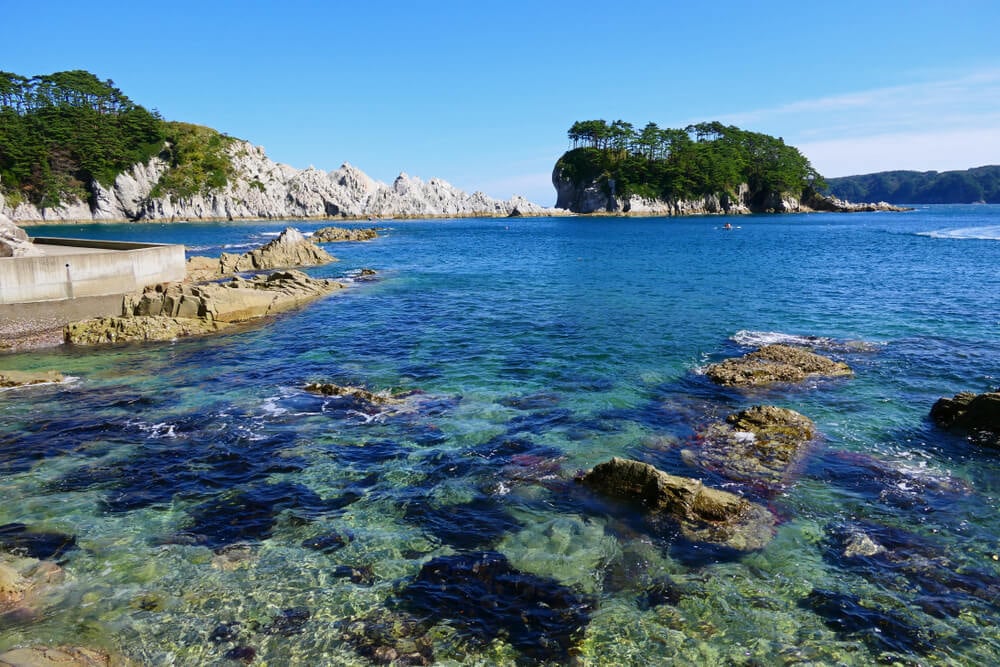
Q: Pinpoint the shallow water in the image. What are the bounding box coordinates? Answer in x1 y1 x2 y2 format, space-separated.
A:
3 206 1000 665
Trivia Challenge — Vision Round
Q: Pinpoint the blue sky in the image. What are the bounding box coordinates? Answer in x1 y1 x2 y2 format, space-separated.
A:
4 1 998 205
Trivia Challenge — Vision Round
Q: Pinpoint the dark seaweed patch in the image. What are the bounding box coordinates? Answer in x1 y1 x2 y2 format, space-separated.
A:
402 494 520 550
264 606 311 636
302 530 354 553
0 523 77 561
395 551 593 664
800 588 933 656
180 482 352 550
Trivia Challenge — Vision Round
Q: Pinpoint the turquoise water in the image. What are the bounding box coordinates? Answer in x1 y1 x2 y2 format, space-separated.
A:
2 206 1000 665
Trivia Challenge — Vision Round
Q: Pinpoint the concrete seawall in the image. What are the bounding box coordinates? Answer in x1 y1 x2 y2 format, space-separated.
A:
0 238 186 305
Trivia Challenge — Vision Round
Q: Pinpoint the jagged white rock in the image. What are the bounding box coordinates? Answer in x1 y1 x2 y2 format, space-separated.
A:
0 212 41 257
2 140 557 223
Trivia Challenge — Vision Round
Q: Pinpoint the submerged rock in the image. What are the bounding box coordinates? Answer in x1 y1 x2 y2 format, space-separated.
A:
930 390 1000 444
312 226 378 243
394 551 593 664
683 405 816 489
0 646 122 667
0 370 65 389
705 344 852 387
335 608 434 666
0 523 77 561
579 457 775 551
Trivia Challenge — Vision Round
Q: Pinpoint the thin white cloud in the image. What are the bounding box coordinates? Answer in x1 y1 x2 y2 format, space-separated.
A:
798 127 1000 177
719 68 1000 175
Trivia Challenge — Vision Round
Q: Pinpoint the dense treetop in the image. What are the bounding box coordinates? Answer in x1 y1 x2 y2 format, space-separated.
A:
0 70 234 208
824 166 1000 204
556 119 824 205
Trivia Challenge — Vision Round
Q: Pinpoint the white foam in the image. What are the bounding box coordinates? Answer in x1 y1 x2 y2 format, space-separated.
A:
917 225 1000 240
731 330 879 352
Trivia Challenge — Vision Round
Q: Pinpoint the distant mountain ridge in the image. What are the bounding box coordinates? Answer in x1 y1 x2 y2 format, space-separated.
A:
824 166 1000 204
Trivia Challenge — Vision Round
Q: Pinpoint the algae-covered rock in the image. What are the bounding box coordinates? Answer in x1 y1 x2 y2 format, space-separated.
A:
930 391 1000 444
303 382 407 406
580 457 775 551
705 344 852 387
683 405 816 489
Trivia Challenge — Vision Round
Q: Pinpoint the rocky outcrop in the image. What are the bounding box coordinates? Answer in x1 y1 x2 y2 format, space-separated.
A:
0 213 41 257
3 142 557 223
185 227 336 281
705 344 853 387
552 166 909 216
312 226 378 243
303 382 407 406
65 271 343 345
682 405 816 488
218 227 335 274
578 457 775 551
0 370 65 388
930 391 1000 444
799 190 911 213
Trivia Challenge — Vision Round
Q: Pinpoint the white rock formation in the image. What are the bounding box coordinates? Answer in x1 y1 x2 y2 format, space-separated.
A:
1 141 556 223
0 212 41 256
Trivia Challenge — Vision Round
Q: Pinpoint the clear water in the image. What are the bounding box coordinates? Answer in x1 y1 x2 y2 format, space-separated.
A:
2 206 1000 665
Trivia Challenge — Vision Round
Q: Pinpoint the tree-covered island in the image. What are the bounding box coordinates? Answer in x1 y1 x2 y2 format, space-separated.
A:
553 119 830 214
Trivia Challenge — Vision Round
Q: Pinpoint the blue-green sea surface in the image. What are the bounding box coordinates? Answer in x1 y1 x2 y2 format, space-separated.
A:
2 205 1000 665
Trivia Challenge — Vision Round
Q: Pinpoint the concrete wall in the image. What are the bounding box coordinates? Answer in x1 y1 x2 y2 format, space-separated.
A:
0 238 186 305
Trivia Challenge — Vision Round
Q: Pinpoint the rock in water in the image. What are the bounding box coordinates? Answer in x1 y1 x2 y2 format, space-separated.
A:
311 226 378 242
683 405 816 489
579 457 775 551
705 344 852 387
219 227 335 274
930 390 1000 444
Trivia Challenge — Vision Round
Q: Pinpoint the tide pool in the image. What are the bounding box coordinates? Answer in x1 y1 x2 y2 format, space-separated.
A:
2 205 999 665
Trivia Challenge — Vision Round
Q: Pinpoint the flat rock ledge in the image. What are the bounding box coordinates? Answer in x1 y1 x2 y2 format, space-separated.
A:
579 457 775 551
930 391 1000 445
65 271 342 345
705 344 853 387
0 370 65 388
312 226 378 243
683 405 816 489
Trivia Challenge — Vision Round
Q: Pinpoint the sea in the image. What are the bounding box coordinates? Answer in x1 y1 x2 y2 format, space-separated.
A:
1 204 999 665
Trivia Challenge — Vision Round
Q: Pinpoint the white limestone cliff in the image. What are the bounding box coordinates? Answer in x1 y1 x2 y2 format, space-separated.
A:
2 140 556 223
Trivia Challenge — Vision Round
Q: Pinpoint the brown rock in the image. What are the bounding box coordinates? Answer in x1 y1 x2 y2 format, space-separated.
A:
705 344 852 387
579 457 775 551
312 226 378 243
930 391 1000 444
64 316 229 345
303 382 405 406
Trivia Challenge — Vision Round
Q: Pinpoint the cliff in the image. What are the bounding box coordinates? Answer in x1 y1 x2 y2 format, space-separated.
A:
552 165 908 215
2 140 554 224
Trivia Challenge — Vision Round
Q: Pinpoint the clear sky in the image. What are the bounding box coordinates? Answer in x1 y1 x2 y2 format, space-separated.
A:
3 0 998 205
